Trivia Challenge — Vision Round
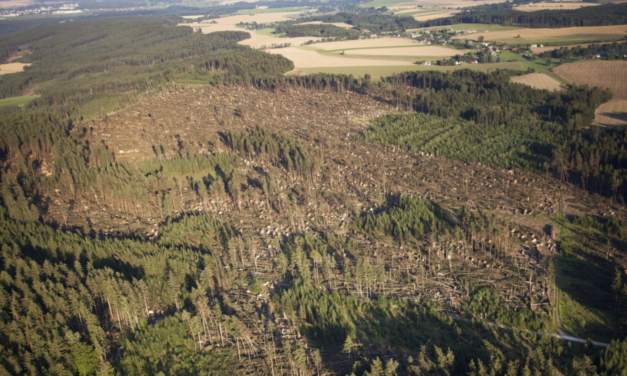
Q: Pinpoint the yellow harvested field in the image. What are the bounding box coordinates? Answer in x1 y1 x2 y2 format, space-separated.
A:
554 61 627 127
514 2 598 11
594 99 627 127
413 10 460 21
511 73 564 91
181 15 204 19
211 11 302 24
267 47 414 68
0 63 30 75
298 21 354 29
312 37 420 50
453 25 627 44
344 45 467 57
554 61 627 98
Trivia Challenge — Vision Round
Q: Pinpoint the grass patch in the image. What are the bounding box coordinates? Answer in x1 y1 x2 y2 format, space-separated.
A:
499 50 558 73
79 94 140 120
0 94 39 108
556 237 620 342
256 28 283 37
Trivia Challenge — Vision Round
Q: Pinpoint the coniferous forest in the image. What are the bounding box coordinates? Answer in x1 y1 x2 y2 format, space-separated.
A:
0 5 626 376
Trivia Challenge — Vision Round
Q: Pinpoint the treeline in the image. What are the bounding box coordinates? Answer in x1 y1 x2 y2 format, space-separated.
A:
0 18 293 111
540 42 627 61
554 128 627 201
298 12 421 32
386 70 610 130
421 3 627 28
275 24 360 39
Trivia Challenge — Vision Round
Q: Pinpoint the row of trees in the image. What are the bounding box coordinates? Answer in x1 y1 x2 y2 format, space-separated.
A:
540 42 627 61
274 24 360 39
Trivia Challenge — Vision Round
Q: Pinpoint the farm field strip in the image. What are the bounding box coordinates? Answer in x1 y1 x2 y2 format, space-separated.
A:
290 61 524 79
514 2 599 11
267 47 415 68
341 45 472 57
362 0 508 9
453 24 627 44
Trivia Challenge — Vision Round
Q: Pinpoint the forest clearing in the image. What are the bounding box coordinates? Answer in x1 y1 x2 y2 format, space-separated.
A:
0 62 30 74
453 24 627 44
511 73 565 91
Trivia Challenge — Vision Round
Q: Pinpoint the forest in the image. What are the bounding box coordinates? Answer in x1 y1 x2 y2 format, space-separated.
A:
274 24 361 39
297 11 422 32
420 3 627 28
362 69 627 201
0 11 626 376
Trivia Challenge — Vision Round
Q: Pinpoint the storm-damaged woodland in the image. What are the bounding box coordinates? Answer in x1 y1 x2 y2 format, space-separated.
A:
0 17 627 376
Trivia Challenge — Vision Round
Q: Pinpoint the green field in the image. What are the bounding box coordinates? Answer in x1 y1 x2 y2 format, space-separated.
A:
557 241 618 342
498 50 557 72
256 28 283 37
0 95 39 108
292 61 524 80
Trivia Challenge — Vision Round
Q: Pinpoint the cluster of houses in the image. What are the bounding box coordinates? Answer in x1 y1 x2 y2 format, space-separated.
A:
0 2 80 17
